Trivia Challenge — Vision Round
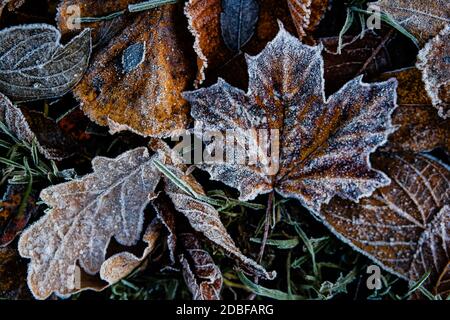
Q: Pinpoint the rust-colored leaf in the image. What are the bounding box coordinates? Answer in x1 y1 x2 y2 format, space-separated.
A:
369 0 450 45
0 93 77 160
0 184 37 247
73 4 193 138
179 232 222 300
416 25 450 119
0 247 30 299
18 147 161 299
321 153 449 290
287 0 328 38
377 68 449 153
185 25 397 213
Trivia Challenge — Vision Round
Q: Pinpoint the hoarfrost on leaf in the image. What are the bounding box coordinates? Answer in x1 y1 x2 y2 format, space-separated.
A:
416 25 450 119
184 24 398 213
321 153 450 290
18 147 162 299
0 24 91 102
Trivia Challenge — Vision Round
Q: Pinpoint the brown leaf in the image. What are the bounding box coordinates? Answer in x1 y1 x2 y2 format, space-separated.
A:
287 0 328 38
321 153 450 290
369 0 450 45
0 184 38 247
99 218 162 285
416 25 450 119
184 25 397 212
152 193 177 265
179 232 222 300
18 147 161 299
435 261 450 296
73 4 193 138
0 93 77 160
185 0 296 86
0 247 30 299
377 68 449 153
321 31 396 95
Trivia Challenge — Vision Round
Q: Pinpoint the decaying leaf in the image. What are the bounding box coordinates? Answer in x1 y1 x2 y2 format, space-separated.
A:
184 25 397 212
179 232 223 300
369 0 450 45
416 25 450 119
18 147 161 299
220 0 259 53
287 0 328 38
376 68 449 153
321 153 450 290
74 4 193 138
100 218 162 285
435 261 450 296
0 24 91 102
0 184 37 247
0 93 77 160
185 0 296 86
0 247 30 299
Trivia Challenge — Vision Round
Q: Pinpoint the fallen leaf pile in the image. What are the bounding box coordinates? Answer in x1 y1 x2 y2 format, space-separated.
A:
0 0 448 301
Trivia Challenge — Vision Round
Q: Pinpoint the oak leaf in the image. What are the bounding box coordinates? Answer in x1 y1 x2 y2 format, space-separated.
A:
369 0 450 45
0 24 91 102
321 153 450 290
99 218 162 285
18 147 161 299
73 4 193 138
416 25 450 119
377 68 449 153
184 25 398 213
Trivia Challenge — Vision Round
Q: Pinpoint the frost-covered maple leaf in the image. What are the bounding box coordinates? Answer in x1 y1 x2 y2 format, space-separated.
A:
184 24 398 213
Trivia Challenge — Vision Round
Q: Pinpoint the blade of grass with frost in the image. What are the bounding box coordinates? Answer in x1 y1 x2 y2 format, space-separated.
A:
238 272 304 300
350 7 419 47
338 8 354 54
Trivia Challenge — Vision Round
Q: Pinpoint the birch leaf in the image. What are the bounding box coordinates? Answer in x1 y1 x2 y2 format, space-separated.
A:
287 0 328 38
321 153 450 290
73 5 193 138
369 0 450 45
0 24 91 102
179 232 223 300
18 147 161 299
377 68 449 153
184 25 397 213
416 25 450 119
220 0 259 53
0 93 77 160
